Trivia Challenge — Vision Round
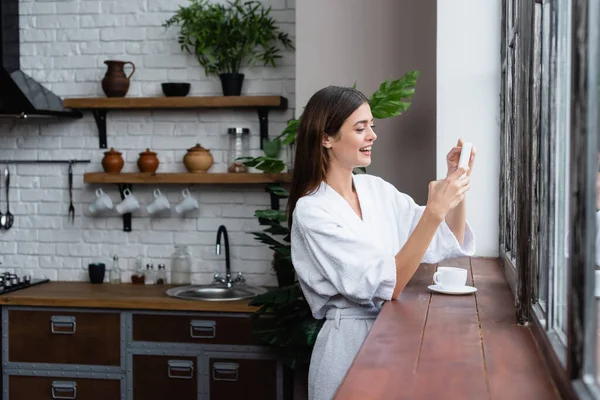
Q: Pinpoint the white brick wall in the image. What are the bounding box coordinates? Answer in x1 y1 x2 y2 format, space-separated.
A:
0 0 295 286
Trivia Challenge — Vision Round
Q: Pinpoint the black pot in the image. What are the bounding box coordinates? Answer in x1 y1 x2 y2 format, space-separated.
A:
219 73 244 96
88 263 106 284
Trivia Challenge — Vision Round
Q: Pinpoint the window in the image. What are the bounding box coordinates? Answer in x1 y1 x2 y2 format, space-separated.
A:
499 0 600 398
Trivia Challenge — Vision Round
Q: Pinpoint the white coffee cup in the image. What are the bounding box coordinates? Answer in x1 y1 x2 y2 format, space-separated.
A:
88 188 113 215
432 267 468 289
146 188 171 215
115 188 140 215
174 188 199 214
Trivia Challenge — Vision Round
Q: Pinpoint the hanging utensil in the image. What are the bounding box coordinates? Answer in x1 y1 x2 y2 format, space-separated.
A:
67 161 74 224
4 165 13 230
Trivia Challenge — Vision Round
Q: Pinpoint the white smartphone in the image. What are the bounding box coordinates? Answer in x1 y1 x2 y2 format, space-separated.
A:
458 142 473 178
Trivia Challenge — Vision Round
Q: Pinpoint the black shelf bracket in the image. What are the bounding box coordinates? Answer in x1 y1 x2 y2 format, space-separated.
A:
92 110 108 149
258 108 269 150
117 183 133 232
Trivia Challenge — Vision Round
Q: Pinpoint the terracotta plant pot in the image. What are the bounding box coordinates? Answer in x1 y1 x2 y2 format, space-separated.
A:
101 147 124 173
101 60 136 98
183 144 214 173
137 148 159 173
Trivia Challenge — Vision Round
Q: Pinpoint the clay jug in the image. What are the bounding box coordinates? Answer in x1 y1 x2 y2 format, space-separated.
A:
102 147 124 173
137 148 159 173
183 144 214 173
101 60 135 98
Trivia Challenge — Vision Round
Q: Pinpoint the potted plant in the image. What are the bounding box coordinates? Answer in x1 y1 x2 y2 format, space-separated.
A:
247 71 421 371
163 0 294 96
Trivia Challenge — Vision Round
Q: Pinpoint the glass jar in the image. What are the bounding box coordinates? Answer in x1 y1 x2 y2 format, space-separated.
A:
131 256 145 284
285 142 295 173
156 264 167 285
227 127 250 173
171 245 192 285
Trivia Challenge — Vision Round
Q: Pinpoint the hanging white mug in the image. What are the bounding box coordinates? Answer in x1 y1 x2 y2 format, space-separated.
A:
175 188 199 214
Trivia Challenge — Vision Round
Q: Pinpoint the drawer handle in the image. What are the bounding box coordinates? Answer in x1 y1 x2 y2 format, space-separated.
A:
51 381 77 399
50 316 76 335
212 362 239 382
189 320 216 339
167 360 194 379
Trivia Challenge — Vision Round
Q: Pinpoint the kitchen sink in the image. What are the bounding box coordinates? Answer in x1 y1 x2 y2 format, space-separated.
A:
165 284 268 302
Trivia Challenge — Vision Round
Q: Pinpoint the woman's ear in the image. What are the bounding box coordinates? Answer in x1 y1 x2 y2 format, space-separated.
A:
322 134 332 149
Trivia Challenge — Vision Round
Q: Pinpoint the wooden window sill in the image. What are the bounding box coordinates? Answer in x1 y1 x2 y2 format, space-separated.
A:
335 257 560 400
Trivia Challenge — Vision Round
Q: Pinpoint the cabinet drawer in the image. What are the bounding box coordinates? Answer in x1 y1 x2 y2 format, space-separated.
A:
8 309 121 366
208 357 278 400
132 355 197 400
8 376 121 400
132 314 260 345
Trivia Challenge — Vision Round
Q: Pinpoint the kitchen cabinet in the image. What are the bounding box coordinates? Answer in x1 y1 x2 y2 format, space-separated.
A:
2 307 284 400
8 376 121 400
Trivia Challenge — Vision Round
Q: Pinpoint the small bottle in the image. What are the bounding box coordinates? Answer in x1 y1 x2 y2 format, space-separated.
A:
131 256 145 285
156 264 167 285
171 245 192 285
110 255 121 284
145 264 155 285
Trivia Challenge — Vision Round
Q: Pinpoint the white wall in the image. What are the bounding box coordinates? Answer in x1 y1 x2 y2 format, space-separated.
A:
0 0 295 284
437 0 501 257
296 0 437 204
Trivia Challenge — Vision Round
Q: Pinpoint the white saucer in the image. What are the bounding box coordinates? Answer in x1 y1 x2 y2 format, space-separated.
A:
428 284 477 295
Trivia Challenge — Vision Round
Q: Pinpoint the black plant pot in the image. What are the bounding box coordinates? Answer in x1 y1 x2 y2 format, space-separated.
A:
219 73 244 96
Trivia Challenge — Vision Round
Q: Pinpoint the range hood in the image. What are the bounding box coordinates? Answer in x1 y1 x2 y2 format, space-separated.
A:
0 0 81 119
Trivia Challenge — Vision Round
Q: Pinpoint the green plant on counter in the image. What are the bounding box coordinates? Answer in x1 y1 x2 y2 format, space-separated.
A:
163 0 293 88
247 71 420 370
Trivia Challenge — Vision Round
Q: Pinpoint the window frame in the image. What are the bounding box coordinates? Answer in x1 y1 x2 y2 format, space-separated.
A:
499 0 600 398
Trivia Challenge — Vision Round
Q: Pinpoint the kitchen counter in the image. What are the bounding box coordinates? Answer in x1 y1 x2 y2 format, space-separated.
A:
335 257 560 400
0 282 258 313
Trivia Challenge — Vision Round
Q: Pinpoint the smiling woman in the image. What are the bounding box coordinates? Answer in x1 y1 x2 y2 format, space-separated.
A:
288 86 477 400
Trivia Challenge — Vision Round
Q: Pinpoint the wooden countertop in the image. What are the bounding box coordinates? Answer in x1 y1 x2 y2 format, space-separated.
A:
335 257 560 400
0 282 258 313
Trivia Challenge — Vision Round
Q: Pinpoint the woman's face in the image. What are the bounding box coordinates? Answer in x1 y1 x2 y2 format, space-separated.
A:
323 102 377 169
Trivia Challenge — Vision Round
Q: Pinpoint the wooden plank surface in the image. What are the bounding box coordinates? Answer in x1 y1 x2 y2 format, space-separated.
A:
0 282 258 313
63 95 286 110
411 257 488 400
335 263 436 400
335 257 560 400
83 172 292 185
472 258 560 400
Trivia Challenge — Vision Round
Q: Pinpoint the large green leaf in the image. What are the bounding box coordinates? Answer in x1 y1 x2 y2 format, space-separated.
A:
369 71 420 119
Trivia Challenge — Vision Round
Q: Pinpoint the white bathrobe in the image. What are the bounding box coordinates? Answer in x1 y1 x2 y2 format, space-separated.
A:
291 174 476 400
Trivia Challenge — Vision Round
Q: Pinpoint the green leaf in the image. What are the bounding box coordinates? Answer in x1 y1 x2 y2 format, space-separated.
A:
254 209 286 221
369 71 420 119
263 138 282 158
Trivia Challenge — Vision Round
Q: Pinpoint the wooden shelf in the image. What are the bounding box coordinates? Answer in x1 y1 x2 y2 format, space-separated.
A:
83 172 292 185
63 95 288 149
63 95 286 110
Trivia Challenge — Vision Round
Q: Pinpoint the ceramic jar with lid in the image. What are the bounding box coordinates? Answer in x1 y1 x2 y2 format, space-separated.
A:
183 144 214 173
101 147 124 173
137 148 159 173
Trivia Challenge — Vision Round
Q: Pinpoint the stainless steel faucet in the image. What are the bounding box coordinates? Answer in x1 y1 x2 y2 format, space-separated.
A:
213 225 245 288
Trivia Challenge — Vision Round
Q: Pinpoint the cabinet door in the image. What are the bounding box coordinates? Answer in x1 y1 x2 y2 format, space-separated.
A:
8 309 121 366
8 376 121 400
207 356 278 400
132 355 197 400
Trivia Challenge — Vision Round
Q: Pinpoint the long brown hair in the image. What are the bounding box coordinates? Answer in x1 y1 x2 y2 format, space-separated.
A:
287 86 369 229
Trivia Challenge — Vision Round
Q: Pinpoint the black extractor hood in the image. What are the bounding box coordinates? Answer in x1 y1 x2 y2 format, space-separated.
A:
0 0 81 119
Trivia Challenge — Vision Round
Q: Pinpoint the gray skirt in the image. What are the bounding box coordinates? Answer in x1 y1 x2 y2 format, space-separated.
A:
308 308 379 400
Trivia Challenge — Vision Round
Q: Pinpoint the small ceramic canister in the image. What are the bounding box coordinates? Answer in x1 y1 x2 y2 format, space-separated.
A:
137 148 159 173
101 147 124 173
183 144 214 173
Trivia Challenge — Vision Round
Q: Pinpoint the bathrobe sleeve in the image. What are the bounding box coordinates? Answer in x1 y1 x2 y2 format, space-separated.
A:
292 205 397 305
391 186 476 263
